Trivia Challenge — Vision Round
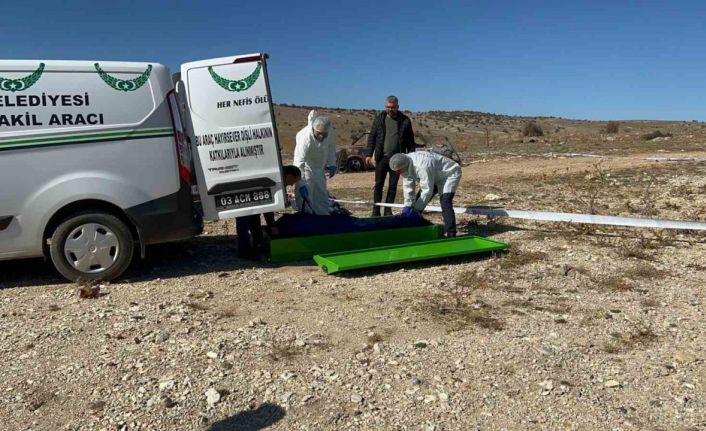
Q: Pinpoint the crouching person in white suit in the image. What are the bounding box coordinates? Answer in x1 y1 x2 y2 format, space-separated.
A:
389 151 462 237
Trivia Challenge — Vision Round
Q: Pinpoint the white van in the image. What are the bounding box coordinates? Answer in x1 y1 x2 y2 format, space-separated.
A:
0 60 202 281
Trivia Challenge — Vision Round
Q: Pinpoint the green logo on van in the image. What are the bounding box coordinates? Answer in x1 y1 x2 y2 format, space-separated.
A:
208 62 261 92
0 63 45 92
94 63 152 91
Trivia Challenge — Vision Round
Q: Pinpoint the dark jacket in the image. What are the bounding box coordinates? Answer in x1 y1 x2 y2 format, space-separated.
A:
365 111 415 162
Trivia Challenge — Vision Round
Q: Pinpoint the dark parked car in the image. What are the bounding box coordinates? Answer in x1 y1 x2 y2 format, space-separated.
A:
336 132 373 172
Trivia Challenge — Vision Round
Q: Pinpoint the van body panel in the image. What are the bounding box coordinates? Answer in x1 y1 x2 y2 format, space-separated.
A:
0 60 202 265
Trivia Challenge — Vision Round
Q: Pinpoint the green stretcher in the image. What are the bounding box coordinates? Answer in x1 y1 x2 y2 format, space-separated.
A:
269 225 441 263
313 235 510 274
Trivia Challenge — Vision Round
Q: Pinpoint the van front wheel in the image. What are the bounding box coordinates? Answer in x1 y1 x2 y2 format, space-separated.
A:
49 212 134 282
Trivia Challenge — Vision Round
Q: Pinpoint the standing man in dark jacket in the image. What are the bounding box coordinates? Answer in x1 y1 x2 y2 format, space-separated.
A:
365 95 416 216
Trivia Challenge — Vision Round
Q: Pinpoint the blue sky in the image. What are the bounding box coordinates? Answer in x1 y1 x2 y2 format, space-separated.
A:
2 0 705 120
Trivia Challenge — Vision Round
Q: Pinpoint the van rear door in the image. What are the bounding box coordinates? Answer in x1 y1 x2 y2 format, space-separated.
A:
180 53 285 220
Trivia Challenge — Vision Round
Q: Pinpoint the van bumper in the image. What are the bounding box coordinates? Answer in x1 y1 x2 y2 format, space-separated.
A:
125 180 203 246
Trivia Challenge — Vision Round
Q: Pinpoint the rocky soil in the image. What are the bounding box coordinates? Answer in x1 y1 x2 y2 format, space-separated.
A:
1 151 705 430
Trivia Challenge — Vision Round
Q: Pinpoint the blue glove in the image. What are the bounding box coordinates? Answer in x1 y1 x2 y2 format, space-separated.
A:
327 165 337 178
400 207 417 217
299 185 309 199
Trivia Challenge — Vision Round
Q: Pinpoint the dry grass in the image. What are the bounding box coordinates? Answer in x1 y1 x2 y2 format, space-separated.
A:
496 248 547 269
596 275 634 291
601 324 658 353
564 163 611 214
615 241 655 260
502 298 572 314
267 335 329 362
268 338 305 362
455 270 492 289
184 301 209 311
215 304 238 319
640 298 659 308
366 332 385 344
622 262 667 280
419 291 505 332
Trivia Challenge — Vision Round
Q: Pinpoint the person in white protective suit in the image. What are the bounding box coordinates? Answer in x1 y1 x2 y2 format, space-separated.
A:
293 111 337 215
389 151 462 237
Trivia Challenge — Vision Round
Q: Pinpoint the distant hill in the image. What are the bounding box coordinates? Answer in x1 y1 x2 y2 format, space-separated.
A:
273 104 705 159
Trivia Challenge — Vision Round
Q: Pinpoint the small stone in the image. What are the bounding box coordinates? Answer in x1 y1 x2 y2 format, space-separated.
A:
158 379 175 391
605 380 620 388
206 351 218 359
205 388 221 406
540 380 554 391
484 193 501 201
438 392 449 402
424 394 437 403
302 394 315 403
350 393 363 404
280 371 296 381
673 351 696 364
294 339 306 347
414 340 428 348
155 332 170 343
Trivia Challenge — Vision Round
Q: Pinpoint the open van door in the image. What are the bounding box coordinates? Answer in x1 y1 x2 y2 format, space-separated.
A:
180 53 285 220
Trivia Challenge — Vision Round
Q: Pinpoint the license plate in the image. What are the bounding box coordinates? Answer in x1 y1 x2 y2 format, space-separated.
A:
214 188 273 210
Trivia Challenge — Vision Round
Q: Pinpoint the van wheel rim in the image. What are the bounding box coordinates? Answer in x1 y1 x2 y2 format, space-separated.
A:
64 223 120 273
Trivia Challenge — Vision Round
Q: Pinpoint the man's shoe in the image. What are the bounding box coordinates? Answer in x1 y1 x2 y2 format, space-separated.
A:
383 208 393 216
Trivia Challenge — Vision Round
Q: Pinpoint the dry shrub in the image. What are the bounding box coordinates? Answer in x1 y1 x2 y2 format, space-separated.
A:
640 298 659 308
268 339 303 362
497 248 547 270
641 130 672 140
623 262 667 280
418 283 505 332
456 270 492 289
601 323 658 353
267 335 329 362
502 298 571 314
366 332 385 344
616 241 655 261
597 275 634 291
215 305 238 319
604 121 620 134
184 301 209 311
522 121 544 137
565 163 610 214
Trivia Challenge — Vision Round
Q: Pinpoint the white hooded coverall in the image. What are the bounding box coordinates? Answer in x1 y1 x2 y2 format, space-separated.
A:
293 110 337 215
401 151 462 211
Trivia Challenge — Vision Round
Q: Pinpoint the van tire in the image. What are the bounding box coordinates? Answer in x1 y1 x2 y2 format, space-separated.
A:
49 211 134 282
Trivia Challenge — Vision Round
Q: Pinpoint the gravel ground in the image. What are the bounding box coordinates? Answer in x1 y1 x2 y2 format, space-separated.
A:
1 154 705 431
